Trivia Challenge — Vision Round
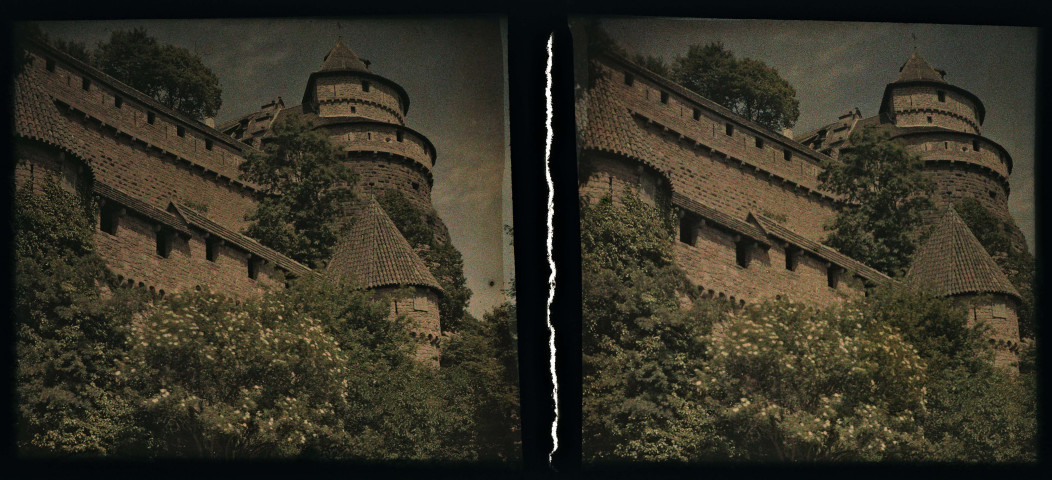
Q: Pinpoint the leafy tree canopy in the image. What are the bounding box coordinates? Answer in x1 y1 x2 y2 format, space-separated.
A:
818 125 933 277
93 28 223 119
238 117 356 268
671 42 800 131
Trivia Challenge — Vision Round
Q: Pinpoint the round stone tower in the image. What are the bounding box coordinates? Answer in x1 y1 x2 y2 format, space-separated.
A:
300 40 438 213
878 51 1014 226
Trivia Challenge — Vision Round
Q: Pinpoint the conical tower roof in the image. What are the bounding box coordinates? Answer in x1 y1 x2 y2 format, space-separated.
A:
907 207 1020 299
319 39 370 73
895 50 947 83
326 197 442 292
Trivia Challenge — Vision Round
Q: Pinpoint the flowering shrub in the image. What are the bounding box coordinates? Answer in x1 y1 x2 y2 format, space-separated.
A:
700 301 930 461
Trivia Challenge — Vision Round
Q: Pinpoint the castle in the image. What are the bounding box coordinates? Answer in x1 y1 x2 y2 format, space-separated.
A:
12 38 447 364
578 49 1025 369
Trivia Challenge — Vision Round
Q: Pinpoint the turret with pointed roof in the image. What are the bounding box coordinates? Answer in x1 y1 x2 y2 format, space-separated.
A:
907 207 1023 370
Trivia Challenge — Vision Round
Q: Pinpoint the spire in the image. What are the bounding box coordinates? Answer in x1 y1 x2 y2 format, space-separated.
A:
319 39 370 73
326 197 442 292
907 207 1020 300
895 49 947 83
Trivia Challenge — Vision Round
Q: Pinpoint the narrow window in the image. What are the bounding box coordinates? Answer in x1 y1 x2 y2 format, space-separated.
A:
411 182 420 191
206 238 219 262
46 58 55 72
755 137 764 149
351 106 357 114
944 141 949 149
989 190 997 199
783 149 792 161
624 73 634 86
147 111 156 124
362 81 371 92
81 77 90 91
205 139 213 151
177 125 186 137
937 90 946 102
114 96 123 109
827 265 841 288
785 247 799 271
247 257 262 280
156 229 172 258
972 140 980 151
692 108 701 121
660 91 669 104
397 130 404 142
927 115 933 123
100 204 120 235
735 240 752 268
725 124 734 136
679 215 698 246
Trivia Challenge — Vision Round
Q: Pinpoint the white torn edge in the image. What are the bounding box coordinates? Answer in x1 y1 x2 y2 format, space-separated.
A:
544 33 559 466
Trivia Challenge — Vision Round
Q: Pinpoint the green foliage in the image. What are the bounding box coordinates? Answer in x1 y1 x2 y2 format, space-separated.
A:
671 42 800 131
819 125 933 277
441 302 522 461
376 189 472 332
581 191 729 461
93 28 222 119
238 117 357 269
954 198 1036 338
15 181 149 455
634 54 669 77
702 301 929 461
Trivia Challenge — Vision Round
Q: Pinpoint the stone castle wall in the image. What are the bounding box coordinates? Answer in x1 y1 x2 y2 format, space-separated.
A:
966 294 1022 370
379 286 443 367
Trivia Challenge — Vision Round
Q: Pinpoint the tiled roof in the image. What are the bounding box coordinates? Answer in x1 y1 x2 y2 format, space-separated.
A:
12 73 89 159
326 197 442 292
93 182 192 237
896 50 947 84
672 192 769 247
320 40 370 73
906 207 1020 299
578 77 669 177
749 212 890 284
167 203 312 277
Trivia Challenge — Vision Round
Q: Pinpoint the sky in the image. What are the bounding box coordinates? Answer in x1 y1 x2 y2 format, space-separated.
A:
39 18 512 319
587 18 1038 252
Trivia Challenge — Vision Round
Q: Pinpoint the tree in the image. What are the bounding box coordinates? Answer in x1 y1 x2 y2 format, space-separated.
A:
14 181 149 455
376 189 472 332
671 42 800 131
701 300 930 461
634 54 669 77
92 28 222 119
581 191 730 462
818 125 933 277
238 117 357 268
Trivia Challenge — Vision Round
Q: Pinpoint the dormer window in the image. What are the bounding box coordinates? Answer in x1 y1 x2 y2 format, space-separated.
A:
362 81 371 92
937 90 946 102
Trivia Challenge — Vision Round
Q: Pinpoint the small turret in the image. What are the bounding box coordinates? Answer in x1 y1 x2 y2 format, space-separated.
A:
879 50 985 134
